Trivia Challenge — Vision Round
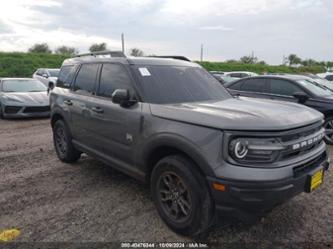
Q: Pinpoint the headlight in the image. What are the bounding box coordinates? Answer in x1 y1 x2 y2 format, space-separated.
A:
229 138 284 163
3 96 23 103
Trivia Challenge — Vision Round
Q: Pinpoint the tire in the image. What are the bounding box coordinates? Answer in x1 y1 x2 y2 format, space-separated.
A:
53 119 81 163
151 155 214 236
323 116 333 145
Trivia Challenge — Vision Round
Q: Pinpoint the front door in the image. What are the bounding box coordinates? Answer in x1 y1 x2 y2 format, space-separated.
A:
88 63 142 165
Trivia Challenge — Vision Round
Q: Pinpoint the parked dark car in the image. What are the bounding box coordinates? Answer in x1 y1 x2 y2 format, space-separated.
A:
50 52 329 236
225 75 333 144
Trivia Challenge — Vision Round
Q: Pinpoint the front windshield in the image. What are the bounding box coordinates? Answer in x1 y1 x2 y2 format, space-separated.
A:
2 80 47 92
134 65 231 104
297 79 333 97
48 69 60 77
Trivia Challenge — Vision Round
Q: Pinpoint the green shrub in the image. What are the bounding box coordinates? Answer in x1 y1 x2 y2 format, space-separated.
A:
0 52 68 77
197 61 326 74
0 52 326 78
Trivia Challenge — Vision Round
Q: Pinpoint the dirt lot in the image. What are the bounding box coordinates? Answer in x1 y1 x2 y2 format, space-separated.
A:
0 118 332 248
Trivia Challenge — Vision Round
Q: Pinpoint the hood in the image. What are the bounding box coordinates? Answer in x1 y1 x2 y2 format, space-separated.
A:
150 97 323 131
2 92 49 105
49 77 57 83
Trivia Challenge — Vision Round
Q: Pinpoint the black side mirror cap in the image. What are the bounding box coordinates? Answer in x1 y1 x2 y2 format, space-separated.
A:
112 89 137 107
47 82 55 94
293 92 309 103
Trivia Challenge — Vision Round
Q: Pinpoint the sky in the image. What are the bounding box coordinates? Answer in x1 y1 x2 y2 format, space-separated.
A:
0 0 332 64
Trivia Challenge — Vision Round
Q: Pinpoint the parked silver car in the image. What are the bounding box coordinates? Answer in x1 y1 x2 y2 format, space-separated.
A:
0 78 50 118
33 68 60 86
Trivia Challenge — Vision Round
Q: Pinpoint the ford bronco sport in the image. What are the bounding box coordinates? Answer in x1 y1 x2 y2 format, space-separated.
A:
50 51 330 236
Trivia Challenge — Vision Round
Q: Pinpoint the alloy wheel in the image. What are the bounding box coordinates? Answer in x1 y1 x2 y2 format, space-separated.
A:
157 172 192 223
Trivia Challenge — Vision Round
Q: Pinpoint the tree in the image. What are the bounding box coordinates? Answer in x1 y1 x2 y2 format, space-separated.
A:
226 59 239 64
287 54 302 66
301 59 316 67
89 43 107 52
129 48 144 57
240 55 257 64
55 46 78 56
28 43 52 53
258 60 267 65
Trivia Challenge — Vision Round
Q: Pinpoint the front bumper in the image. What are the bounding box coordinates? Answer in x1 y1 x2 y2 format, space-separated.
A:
208 151 330 221
2 105 50 118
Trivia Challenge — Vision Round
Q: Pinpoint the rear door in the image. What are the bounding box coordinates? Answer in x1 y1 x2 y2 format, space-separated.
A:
69 63 101 145
229 78 270 99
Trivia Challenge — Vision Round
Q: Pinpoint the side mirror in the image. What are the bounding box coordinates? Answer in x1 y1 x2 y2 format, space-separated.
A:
42 73 49 78
293 92 309 103
47 82 55 94
112 89 137 107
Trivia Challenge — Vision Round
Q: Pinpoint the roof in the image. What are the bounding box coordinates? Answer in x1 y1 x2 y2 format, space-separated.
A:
248 74 309 80
62 56 198 67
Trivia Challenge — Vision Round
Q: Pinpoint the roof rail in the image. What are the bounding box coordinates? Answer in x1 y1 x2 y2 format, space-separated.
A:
148 55 191 62
74 50 126 58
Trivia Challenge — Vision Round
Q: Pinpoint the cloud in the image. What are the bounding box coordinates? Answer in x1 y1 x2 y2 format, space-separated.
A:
198 26 234 31
0 0 332 63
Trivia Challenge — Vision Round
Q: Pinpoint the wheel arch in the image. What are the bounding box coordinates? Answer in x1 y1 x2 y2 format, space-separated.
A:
142 135 215 183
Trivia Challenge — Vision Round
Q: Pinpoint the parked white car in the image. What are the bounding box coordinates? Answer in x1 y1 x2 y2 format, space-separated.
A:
32 68 60 86
223 71 258 78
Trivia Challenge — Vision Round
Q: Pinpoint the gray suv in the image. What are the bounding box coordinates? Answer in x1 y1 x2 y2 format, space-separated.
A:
50 52 330 236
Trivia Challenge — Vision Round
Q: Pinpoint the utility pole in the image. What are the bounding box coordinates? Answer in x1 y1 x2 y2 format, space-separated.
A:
200 44 204 62
121 33 125 54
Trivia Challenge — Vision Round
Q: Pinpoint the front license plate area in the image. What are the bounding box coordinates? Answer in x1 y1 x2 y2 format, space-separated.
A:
306 168 324 193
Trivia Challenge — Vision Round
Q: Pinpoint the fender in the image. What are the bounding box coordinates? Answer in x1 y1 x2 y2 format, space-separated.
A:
140 133 216 177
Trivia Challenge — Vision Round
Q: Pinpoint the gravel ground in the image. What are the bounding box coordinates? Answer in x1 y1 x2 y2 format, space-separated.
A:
0 118 332 248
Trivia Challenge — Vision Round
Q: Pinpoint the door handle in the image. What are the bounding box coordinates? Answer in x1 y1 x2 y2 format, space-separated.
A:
63 100 73 106
91 107 104 114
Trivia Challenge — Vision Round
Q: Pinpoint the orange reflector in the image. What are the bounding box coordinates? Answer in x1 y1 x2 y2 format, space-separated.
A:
212 183 226 192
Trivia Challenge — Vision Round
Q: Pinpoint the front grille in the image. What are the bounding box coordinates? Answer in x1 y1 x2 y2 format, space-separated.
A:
293 152 327 177
278 122 324 161
4 106 21 114
23 106 50 113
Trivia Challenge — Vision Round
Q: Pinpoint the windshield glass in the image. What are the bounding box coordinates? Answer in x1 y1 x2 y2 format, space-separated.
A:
134 65 231 104
48 69 60 77
297 79 333 97
2 80 47 92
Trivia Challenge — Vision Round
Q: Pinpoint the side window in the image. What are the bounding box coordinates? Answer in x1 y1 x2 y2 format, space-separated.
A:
97 64 134 98
269 79 303 96
241 78 266 93
228 73 241 78
57 65 77 89
36 69 42 76
326 75 333 81
228 81 244 90
74 64 99 94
